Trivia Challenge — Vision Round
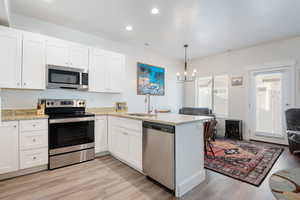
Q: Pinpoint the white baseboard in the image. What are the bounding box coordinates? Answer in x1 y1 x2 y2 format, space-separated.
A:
175 169 206 197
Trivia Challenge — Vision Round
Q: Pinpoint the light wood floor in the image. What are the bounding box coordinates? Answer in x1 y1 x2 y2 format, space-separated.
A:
0 148 299 200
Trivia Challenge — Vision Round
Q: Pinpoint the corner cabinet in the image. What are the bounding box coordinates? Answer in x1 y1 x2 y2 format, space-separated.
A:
0 121 19 174
0 27 22 89
89 48 125 93
108 117 142 171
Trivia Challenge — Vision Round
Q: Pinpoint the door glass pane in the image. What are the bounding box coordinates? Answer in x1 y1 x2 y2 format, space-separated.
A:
255 73 282 136
214 75 229 116
197 77 212 109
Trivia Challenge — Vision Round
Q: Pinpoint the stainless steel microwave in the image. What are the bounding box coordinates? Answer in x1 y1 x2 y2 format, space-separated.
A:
46 65 88 90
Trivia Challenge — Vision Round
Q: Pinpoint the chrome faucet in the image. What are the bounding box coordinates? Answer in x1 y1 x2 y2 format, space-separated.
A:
145 94 151 114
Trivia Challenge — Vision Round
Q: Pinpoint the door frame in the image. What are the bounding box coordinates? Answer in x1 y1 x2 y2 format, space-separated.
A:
247 60 296 145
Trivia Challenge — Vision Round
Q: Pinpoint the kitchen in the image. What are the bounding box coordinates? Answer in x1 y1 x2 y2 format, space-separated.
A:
2 1 300 200
0 6 212 198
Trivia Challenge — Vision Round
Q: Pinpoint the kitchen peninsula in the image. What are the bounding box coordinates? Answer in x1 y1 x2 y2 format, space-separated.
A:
1 108 212 197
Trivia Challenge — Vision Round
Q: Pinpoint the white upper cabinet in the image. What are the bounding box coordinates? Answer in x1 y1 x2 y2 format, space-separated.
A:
105 52 125 93
22 32 46 90
89 48 125 93
45 38 69 67
89 48 107 92
46 38 89 70
68 43 89 70
0 121 19 174
0 26 22 89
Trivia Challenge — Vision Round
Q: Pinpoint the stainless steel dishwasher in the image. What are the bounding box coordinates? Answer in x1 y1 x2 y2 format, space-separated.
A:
143 121 175 190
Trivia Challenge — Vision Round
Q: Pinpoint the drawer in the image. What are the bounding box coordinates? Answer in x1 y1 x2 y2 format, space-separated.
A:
109 116 142 132
20 148 48 169
20 130 48 150
20 119 48 132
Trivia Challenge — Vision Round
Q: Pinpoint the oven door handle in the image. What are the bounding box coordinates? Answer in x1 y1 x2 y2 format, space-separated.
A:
49 117 95 124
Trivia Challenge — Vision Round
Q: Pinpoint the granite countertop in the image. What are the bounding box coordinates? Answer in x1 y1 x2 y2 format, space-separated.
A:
1 107 212 125
109 113 213 126
1 109 49 121
87 107 212 125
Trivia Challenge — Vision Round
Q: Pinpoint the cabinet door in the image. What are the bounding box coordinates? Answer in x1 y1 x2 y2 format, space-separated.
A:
45 39 69 66
68 44 89 70
127 130 142 170
116 129 129 161
108 125 118 155
22 33 46 90
89 48 107 92
0 121 19 174
95 116 108 154
0 27 22 88
105 53 125 93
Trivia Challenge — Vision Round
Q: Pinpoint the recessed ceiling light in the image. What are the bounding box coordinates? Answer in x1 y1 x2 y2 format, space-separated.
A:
125 25 133 31
151 8 160 15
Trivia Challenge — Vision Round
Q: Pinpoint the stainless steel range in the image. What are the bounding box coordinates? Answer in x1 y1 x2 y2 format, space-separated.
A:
39 99 95 169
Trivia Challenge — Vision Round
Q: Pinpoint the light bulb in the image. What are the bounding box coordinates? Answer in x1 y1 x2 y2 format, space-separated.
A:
193 69 197 73
184 71 187 75
176 72 180 76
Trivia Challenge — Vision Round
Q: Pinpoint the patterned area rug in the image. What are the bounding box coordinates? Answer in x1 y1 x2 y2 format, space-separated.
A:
270 168 300 200
204 139 284 186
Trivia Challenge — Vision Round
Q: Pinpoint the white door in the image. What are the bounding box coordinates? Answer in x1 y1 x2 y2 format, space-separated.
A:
116 129 129 161
0 27 22 88
106 53 124 93
127 130 142 170
46 39 69 66
0 121 19 174
89 49 107 92
249 67 294 145
95 116 108 153
22 33 46 90
68 44 89 70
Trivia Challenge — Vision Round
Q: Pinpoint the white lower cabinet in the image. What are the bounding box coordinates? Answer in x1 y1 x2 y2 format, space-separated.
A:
0 119 49 175
19 119 48 170
20 148 48 169
0 121 19 174
127 130 142 169
95 116 108 154
108 117 142 170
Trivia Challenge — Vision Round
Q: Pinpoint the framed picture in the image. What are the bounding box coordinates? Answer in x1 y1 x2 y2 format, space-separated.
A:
231 76 244 87
137 62 165 96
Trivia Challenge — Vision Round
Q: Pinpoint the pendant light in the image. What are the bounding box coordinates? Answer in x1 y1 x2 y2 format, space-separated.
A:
176 44 197 82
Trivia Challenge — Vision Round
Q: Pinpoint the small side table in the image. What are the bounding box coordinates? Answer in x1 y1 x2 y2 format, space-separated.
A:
225 120 243 140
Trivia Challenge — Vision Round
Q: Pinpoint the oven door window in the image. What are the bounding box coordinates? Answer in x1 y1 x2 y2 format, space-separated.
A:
49 120 94 149
49 69 80 85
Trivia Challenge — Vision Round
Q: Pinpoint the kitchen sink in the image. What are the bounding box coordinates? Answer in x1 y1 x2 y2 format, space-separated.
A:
127 113 157 117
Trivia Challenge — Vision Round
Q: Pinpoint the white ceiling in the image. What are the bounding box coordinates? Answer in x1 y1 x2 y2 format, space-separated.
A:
10 0 300 60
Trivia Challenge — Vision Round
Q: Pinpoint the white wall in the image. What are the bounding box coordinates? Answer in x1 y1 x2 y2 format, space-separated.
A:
0 14 184 112
185 37 300 139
